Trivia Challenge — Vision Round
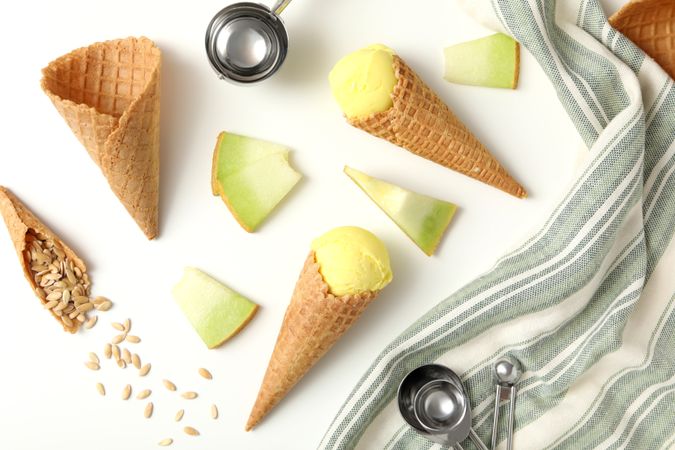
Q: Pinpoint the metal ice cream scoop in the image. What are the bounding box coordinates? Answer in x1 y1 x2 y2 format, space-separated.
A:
205 0 293 84
398 364 488 450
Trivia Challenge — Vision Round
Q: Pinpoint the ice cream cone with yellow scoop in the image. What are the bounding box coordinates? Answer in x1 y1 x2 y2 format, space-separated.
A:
246 226 392 430
330 44 526 198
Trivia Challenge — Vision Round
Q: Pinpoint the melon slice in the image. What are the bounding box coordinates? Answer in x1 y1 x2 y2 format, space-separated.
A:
211 132 301 232
444 33 520 89
172 267 258 349
344 166 457 256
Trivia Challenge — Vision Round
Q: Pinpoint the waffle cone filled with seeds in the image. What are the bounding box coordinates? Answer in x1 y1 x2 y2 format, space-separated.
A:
40 37 161 239
0 187 110 333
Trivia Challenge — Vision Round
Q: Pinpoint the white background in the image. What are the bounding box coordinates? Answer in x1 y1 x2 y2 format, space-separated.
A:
0 0 623 449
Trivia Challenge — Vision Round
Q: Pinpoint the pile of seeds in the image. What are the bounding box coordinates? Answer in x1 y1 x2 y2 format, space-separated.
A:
86 317 219 446
24 229 111 330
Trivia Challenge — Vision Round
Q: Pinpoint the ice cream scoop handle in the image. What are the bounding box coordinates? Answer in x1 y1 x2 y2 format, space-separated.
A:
469 429 489 450
272 0 292 15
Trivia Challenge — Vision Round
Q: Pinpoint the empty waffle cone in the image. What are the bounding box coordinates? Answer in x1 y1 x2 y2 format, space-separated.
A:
610 0 675 79
349 56 526 198
0 187 87 333
246 252 378 431
41 37 161 239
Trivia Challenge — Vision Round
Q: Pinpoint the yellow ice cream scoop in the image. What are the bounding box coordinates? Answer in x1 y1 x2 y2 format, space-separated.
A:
311 226 392 296
329 44 397 119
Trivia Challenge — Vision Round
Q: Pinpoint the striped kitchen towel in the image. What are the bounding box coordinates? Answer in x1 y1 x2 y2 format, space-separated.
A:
319 0 675 449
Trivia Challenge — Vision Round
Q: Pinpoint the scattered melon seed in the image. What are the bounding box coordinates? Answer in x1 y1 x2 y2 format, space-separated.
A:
93 297 113 311
175 409 184 422
144 402 154 418
96 300 113 311
137 389 152 400
132 353 141 369
96 383 105 396
117 359 127 369
126 335 141 344
112 322 125 331
103 343 112 359
158 438 173 446
111 344 120 361
93 296 109 305
85 361 100 371
88 352 99 364
182 391 198 400
139 363 151 377
84 315 98 329
121 384 132 400
163 379 176 391
111 334 125 345
198 368 213 380
122 348 132 364
211 404 218 419
183 426 200 436
124 318 131 332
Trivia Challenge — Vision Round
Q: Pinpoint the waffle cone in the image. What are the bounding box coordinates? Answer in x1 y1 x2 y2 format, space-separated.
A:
348 56 526 198
609 0 675 79
40 37 161 239
246 252 379 430
0 187 87 333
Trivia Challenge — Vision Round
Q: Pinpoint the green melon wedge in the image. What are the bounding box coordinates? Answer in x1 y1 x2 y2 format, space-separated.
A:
344 166 457 256
443 33 520 89
172 267 258 349
211 132 302 232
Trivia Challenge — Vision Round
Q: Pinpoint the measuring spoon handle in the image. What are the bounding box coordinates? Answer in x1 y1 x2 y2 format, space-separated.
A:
491 385 502 450
469 429 489 450
271 0 293 15
506 386 517 450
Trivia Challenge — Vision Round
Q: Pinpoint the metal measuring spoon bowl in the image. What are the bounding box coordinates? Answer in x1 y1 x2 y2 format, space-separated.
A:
493 356 523 386
398 364 488 450
491 356 522 450
205 1 292 84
